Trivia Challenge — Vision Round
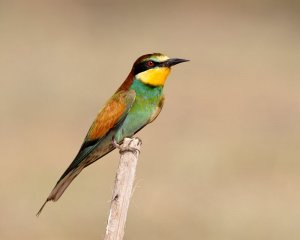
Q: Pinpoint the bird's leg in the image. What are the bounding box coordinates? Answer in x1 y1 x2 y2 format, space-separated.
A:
112 137 141 154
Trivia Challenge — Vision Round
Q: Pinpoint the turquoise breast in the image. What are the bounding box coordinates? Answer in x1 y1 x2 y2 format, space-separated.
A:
114 79 163 142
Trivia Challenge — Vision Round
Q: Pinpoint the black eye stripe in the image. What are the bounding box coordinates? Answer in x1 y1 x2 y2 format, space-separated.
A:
133 60 160 75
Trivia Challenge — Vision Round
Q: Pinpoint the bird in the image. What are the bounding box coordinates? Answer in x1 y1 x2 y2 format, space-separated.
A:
37 53 188 216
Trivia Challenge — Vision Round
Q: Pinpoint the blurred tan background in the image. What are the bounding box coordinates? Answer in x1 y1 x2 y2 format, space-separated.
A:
1 0 300 239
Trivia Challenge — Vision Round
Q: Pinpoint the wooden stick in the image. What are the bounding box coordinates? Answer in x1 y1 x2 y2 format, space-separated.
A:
104 137 142 240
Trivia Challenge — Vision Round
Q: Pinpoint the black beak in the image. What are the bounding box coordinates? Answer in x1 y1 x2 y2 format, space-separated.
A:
163 58 189 67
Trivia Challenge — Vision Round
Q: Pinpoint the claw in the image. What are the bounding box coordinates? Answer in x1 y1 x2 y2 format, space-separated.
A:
133 137 142 145
112 138 121 149
112 138 141 154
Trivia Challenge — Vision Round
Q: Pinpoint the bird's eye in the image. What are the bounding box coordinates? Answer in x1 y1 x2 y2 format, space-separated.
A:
146 61 155 67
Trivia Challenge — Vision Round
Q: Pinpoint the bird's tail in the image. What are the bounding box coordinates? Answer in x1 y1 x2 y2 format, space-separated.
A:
36 167 83 216
36 140 115 216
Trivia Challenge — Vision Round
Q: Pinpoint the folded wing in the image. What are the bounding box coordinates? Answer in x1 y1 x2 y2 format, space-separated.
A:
37 90 136 216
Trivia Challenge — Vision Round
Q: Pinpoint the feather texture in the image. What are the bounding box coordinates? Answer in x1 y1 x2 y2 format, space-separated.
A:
37 90 135 216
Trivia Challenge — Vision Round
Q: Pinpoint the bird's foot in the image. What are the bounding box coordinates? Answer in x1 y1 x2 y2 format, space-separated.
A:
113 138 142 154
133 136 142 145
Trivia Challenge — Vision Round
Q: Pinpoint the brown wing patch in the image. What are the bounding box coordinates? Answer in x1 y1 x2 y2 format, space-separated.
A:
86 90 135 141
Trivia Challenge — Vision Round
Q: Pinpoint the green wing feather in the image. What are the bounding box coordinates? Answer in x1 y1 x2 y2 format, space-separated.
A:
58 90 136 181
37 90 136 216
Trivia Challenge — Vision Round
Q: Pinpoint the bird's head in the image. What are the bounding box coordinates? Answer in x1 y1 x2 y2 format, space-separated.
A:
132 53 189 87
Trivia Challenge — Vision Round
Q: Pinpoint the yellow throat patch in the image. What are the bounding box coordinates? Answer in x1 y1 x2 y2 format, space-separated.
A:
136 67 171 86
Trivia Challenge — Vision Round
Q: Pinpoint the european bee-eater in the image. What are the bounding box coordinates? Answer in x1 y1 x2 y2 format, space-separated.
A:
37 53 188 215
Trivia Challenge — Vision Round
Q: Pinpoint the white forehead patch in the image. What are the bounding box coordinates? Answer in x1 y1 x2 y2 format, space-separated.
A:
152 55 170 62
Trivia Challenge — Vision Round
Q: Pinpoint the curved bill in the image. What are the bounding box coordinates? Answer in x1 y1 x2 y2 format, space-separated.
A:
162 58 189 67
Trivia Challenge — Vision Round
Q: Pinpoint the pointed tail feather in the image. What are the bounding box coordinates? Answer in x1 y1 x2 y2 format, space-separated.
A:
36 199 48 217
36 142 116 216
36 167 83 216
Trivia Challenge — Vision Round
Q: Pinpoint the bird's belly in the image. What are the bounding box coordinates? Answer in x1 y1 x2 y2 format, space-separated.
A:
114 100 157 142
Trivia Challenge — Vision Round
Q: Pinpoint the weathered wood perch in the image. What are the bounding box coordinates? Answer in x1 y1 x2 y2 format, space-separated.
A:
104 137 142 240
